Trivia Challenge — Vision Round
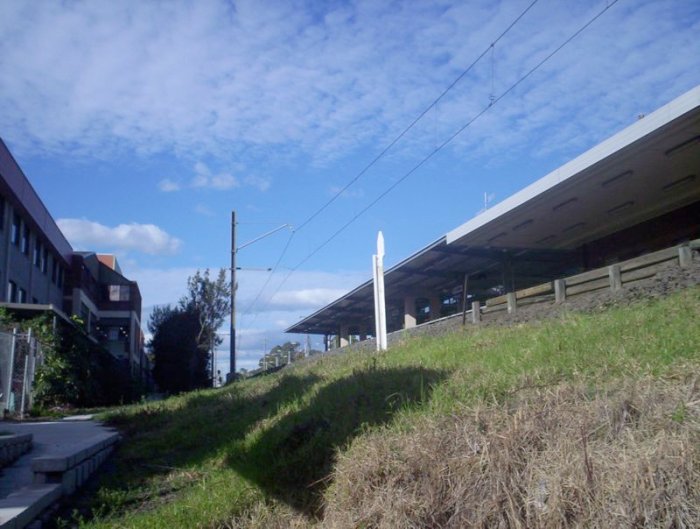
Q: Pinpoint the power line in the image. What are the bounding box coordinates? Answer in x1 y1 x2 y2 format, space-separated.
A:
240 0 540 319
241 229 295 317
294 0 540 234
259 0 621 314
236 228 295 353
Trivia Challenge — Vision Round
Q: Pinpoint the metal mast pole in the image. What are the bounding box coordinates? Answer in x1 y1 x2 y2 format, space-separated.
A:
230 210 236 379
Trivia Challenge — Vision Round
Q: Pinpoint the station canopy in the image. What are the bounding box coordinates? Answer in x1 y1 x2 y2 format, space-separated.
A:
286 86 700 336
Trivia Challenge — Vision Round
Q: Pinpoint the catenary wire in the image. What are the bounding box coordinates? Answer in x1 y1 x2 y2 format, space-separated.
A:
240 0 540 320
257 0 622 317
293 0 540 234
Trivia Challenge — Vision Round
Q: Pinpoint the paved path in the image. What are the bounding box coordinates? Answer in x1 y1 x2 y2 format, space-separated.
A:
0 420 116 500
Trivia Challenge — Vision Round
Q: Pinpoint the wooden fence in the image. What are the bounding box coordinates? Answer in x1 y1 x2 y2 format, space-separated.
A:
472 239 699 321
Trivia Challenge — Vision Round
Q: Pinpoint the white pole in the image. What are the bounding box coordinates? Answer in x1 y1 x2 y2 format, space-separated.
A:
375 231 388 351
20 329 31 418
377 262 387 351
372 255 381 350
5 328 18 413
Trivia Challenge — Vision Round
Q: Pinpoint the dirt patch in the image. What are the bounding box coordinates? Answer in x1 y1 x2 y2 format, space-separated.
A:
323 373 700 528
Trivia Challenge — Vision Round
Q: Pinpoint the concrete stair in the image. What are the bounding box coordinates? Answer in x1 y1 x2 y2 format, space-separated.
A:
0 426 119 529
0 435 32 471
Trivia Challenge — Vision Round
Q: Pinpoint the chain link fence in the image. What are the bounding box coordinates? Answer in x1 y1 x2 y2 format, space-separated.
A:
0 329 44 418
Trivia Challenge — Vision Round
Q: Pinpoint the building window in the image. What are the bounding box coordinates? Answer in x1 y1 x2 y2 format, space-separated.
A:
0 197 5 231
21 225 30 255
7 280 17 303
79 303 90 329
57 267 64 288
18 288 26 304
108 285 130 302
108 328 120 341
32 297 38 305
34 240 42 267
42 247 48 273
51 257 58 283
11 214 20 246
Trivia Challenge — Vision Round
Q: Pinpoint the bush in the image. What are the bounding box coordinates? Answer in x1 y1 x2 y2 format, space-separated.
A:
0 311 137 409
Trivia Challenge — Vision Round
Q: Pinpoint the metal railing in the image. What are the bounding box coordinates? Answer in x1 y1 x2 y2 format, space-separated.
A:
0 328 44 418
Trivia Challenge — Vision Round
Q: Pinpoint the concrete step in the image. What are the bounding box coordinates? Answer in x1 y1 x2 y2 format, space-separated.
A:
32 432 120 495
0 435 33 470
0 484 62 529
0 428 119 528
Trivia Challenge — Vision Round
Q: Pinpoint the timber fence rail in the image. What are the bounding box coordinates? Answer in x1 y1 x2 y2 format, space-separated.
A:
489 240 699 315
271 239 698 361
391 239 698 336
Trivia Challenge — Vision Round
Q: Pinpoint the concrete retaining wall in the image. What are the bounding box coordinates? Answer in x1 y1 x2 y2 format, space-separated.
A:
0 431 120 529
0 435 32 469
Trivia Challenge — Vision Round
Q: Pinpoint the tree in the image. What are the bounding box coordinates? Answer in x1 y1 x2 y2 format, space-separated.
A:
149 305 208 392
149 269 231 392
259 341 304 369
180 269 231 379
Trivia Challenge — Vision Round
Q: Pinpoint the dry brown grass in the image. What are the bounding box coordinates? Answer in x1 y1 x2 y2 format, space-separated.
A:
323 371 700 529
224 501 310 529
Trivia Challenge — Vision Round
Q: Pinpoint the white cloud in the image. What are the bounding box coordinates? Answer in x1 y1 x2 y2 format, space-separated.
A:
1 0 697 168
193 203 215 217
131 264 363 372
243 175 272 192
130 266 198 312
191 161 238 190
329 185 364 199
267 288 351 311
238 269 369 319
159 161 258 192
57 218 183 255
158 178 181 192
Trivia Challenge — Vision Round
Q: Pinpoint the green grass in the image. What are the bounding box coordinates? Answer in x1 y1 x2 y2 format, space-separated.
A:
65 287 700 528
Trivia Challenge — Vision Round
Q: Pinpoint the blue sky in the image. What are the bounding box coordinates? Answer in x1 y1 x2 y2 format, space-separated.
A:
1 0 699 373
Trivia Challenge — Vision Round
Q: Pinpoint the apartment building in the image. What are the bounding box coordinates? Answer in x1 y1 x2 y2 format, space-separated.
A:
66 251 146 377
0 138 147 380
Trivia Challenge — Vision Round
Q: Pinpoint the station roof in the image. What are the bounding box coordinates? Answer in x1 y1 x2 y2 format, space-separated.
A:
286 86 700 335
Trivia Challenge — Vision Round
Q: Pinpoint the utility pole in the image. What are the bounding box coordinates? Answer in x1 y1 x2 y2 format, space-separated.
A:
230 211 236 379
229 217 292 380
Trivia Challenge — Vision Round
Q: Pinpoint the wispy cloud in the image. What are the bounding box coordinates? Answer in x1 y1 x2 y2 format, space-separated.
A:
329 185 364 199
243 175 272 192
158 178 181 192
132 263 365 370
2 1 697 167
267 288 352 312
57 218 182 255
193 203 216 217
158 161 268 192
191 161 238 190
239 269 369 317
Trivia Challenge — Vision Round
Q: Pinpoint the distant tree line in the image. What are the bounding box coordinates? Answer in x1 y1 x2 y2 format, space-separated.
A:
149 269 230 393
257 340 323 371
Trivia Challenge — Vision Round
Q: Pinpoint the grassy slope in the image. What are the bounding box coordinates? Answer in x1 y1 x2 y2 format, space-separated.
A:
68 287 700 528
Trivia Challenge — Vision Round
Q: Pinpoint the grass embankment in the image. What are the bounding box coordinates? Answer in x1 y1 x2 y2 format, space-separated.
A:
65 288 700 528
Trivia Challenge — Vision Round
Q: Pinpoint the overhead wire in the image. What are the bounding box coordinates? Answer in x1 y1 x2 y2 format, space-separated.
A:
293 0 540 234
257 0 622 317
236 227 296 350
240 0 540 320
241 228 296 316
